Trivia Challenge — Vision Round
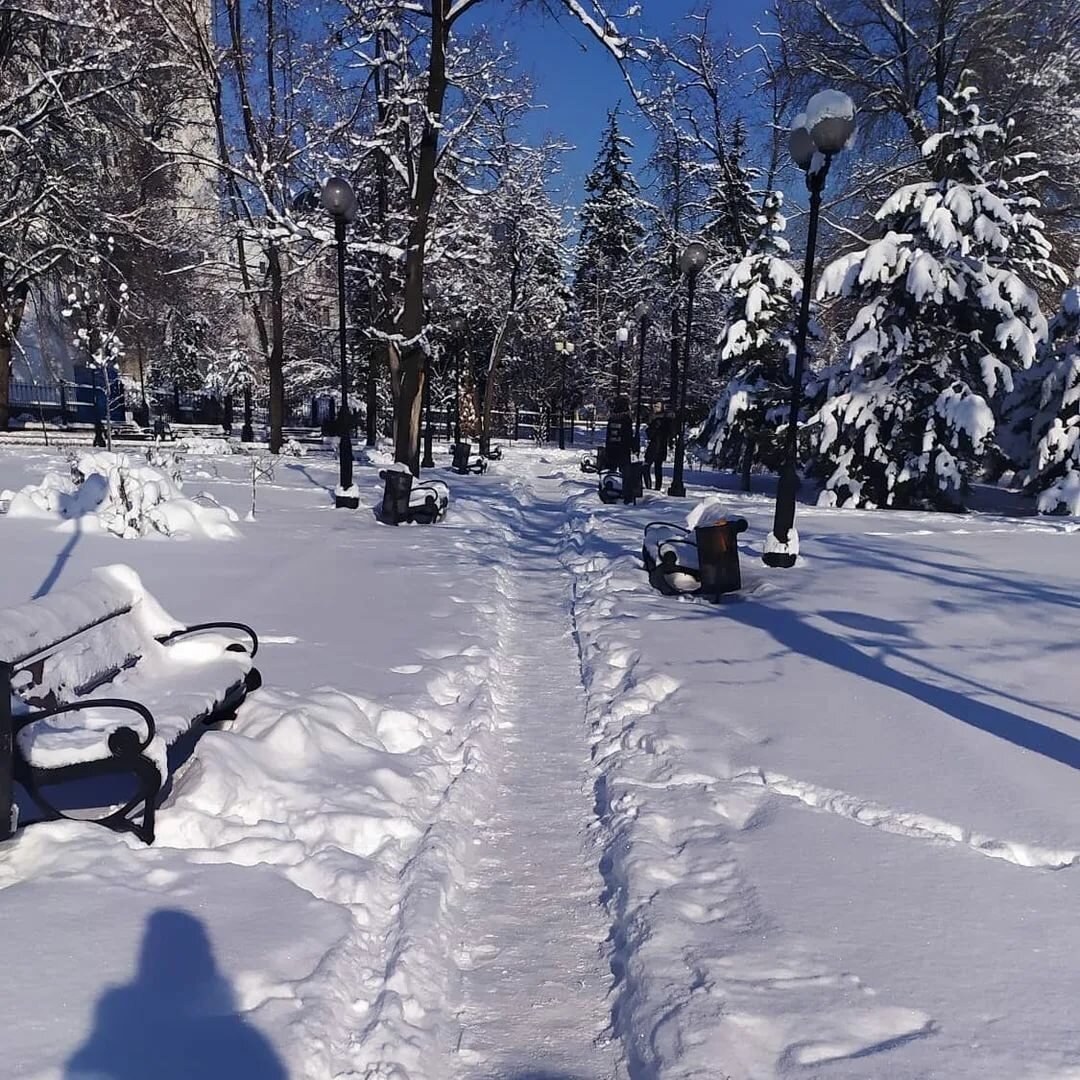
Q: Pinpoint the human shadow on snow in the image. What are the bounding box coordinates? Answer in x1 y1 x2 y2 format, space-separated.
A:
65 909 286 1080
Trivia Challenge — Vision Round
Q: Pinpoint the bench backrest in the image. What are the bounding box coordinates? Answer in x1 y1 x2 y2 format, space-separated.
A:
0 565 182 705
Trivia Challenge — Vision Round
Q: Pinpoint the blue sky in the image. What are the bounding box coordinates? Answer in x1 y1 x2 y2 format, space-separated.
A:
461 0 773 207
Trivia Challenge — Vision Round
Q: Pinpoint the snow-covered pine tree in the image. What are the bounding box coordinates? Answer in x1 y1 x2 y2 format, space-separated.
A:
1021 278 1080 514
811 82 1053 510
574 110 647 401
699 191 800 475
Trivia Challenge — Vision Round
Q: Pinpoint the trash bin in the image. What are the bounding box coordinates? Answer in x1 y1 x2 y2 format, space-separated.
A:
379 468 413 525
621 460 645 505
694 517 749 599
452 442 472 473
595 445 608 474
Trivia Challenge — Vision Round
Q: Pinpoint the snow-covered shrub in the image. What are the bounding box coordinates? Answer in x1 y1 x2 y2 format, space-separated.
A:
1017 280 1080 514
810 82 1061 510
699 191 805 474
5 451 238 539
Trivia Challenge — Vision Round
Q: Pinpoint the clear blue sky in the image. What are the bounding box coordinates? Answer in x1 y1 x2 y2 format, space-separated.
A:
462 0 773 207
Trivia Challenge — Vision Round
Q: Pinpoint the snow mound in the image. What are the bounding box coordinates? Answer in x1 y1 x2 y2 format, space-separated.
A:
4 451 239 539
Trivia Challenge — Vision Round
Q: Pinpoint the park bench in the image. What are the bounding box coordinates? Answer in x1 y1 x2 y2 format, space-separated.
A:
379 467 449 525
0 564 260 844
599 461 645 506
451 443 487 475
642 516 748 599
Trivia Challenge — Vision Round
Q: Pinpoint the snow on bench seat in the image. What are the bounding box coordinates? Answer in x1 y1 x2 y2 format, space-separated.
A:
16 635 253 775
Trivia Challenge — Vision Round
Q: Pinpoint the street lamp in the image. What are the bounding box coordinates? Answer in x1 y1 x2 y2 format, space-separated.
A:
764 90 855 568
321 176 359 509
448 316 467 445
632 300 650 445
668 241 709 498
615 325 629 399
554 340 574 449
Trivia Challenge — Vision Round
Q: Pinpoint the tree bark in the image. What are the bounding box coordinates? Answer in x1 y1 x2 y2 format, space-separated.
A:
0 285 28 431
267 242 285 453
392 0 449 471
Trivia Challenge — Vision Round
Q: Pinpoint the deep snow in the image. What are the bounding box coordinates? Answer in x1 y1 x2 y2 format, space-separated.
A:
0 441 1076 1079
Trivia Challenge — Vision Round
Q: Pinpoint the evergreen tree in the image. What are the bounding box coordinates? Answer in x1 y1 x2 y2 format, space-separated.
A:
1021 278 1080 514
574 110 646 400
811 83 1054 510
702 118 759 262
699 192 801 473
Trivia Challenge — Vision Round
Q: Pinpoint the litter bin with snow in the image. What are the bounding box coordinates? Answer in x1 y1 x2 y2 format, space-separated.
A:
379 468 413 525
694 517 749 599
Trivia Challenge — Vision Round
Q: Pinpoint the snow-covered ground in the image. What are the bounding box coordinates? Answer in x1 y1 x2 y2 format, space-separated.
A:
0 441 1076 1079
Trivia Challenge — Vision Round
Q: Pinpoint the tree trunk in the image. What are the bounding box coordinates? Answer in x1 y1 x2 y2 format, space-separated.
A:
267 243 285 453
392 0 448 469
0 285 28 431
394 348 425 474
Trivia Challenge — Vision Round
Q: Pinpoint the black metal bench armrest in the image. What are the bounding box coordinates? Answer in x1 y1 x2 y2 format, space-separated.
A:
157 622 259 658
15 698 157 755
644 521 690 538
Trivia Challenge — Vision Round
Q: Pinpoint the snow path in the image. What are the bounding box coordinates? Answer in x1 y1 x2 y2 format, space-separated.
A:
452 476 618 1080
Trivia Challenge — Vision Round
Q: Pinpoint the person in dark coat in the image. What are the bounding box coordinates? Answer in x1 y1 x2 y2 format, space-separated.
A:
644 404 672 489
604 395 634 472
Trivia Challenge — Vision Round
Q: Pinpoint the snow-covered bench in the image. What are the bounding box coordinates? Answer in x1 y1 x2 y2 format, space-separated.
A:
0 565 261 844
642 522 702 594
642 515 748 598
378 467 449 525
599 461 645 506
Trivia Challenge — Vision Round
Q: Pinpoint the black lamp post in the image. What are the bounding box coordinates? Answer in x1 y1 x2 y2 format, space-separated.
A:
447 316 466 445
322 177 359 509
241 385 254 442
632 300 650 445
555 339 574 449
615 325 629 398
764 91 855 568
668 241 709 498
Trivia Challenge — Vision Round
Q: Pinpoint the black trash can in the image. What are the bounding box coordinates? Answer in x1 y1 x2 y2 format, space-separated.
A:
621 461 645 505
379 468 413 525
452 442 472 474
694 517 749 599
595 445 608 474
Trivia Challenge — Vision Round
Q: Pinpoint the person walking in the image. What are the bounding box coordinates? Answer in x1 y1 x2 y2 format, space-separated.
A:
644 404 672 490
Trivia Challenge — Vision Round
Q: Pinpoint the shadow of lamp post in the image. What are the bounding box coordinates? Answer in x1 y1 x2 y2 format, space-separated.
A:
764 91 855 568
321 177 359 509
668 241 709 498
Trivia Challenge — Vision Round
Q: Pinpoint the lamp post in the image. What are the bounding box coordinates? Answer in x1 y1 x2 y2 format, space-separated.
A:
764 91 855 568
321 176 359 509
668 241 709 498
632 300 650 445
241 385 253 442
448 316 466 445
554 340 574 449
615 325 629 399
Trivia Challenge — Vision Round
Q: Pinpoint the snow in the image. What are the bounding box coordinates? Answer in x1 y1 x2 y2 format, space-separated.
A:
0 443 1077 1079
805 89 856 130
4 451 239 539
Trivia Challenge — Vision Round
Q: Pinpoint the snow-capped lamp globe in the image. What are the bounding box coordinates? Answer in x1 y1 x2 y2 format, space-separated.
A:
322 176 360 508
669 240 710 499
765 89 856 571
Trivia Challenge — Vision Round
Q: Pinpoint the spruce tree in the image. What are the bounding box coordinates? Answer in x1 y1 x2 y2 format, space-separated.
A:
574 110 646 399
699 191 801 474
1022 278 1080 514
811 82 1054 510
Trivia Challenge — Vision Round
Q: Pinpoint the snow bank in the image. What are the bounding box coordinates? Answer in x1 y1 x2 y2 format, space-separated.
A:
4 450 239 539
